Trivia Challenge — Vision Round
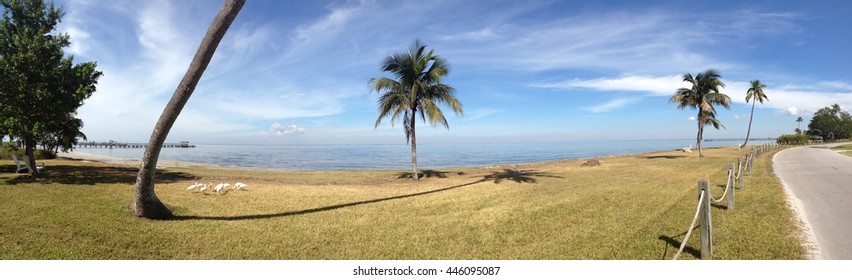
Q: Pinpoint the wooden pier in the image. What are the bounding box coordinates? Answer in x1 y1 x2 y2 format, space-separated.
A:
76 140 195 149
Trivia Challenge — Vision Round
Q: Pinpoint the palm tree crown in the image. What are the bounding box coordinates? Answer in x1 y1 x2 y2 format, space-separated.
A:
669 69 731 157
796 116 803 131
742 80 768 147
372 40 463 180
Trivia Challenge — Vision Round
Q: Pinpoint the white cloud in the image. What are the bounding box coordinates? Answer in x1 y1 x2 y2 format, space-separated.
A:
63 1 359 143
282 2 367 62
587 97 641 113
464 108 503 121
63 25 91 55
544 75 852 118
688 116 696 121
264 123 305 136
438 27 498 42
815 81 852 91
759 87 852 115
536 75 686 96
136 1 194 86
786 106 799 116
437 8 797 74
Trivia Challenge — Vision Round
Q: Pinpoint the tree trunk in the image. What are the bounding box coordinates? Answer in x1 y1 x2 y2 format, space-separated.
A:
132 0 245 219
24 137 37 179
410 118 419 181
696 113 704 158
742 99 755 148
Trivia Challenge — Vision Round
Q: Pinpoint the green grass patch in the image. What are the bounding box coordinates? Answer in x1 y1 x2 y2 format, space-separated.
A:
830 144 852 157
0 146 806 259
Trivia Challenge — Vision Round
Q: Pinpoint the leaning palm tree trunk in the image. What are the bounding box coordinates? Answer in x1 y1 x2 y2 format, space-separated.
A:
132 0 245 219
742 99 756 147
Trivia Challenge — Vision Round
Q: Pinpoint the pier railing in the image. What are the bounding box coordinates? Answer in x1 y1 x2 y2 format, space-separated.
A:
75 141 195 149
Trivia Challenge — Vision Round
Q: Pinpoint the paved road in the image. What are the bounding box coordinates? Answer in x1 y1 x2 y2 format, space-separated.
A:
773 143 852 259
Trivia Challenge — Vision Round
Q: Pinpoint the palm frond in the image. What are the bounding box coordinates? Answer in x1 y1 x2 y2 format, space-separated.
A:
704 115 725 130
670 88 697 110
372 40 464 147
706 92 731 110
746 80 768 103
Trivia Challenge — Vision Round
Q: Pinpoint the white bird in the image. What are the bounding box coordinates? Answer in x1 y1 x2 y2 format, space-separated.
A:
200 182 210 193
186 182 199 191
235 182 248 190
214 183 228 193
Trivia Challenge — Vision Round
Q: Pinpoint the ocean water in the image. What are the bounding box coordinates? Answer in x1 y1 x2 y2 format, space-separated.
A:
69 139 774 170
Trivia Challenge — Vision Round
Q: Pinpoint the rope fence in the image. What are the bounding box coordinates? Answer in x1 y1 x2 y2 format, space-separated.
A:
671 142 785 260
673 189 706 260
710 164 733 203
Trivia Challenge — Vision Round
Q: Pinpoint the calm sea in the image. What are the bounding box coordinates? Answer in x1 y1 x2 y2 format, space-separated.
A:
70 139 773 170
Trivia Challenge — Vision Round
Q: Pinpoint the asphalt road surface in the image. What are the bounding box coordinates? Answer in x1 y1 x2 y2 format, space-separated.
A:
773 143 852 259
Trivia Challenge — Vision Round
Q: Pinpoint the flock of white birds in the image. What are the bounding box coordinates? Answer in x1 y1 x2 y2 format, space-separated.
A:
185 182 248 194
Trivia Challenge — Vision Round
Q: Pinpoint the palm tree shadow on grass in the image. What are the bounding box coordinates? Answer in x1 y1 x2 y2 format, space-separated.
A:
643 155 688 160
2 164 197 185
484 169 563 184
172 168 561 221
397 169 449 179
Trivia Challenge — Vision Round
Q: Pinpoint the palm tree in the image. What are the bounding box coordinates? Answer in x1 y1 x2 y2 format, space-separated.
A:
372 40 463 180
796 116 804 132
133 0 245 219
670 69 731 157
741 80 768 147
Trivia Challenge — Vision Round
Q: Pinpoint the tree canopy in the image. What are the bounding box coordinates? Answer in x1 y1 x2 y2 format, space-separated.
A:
669 69 731 157
742 80 767 147
372 40 463 180
807 104 852 140
0 0 102 177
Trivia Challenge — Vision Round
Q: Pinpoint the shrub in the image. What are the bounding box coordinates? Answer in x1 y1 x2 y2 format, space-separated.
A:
0 149 56 160
776 134 810 145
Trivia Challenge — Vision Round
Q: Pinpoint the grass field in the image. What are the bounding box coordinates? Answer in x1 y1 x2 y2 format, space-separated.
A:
0 145 807 260
831 144 852 156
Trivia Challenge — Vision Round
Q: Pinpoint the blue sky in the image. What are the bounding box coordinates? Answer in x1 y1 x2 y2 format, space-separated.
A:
55 0 852 145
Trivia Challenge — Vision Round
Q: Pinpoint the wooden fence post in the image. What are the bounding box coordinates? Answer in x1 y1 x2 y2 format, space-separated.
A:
746 150 754 176
727 164 735 210
737 157 744 190
698 179 713 259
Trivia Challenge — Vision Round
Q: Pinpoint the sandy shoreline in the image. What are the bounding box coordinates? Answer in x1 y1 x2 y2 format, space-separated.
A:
57 151 139 165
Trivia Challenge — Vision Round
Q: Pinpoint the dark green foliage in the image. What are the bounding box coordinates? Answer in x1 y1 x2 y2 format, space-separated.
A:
776 134 810 145
807 104 852 140
669 69 732 157
372 40 463 180
0 0 101 177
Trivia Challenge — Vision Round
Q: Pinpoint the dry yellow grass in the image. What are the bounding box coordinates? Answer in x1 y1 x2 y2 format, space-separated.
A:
831 144 852 156
0 145 806 259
